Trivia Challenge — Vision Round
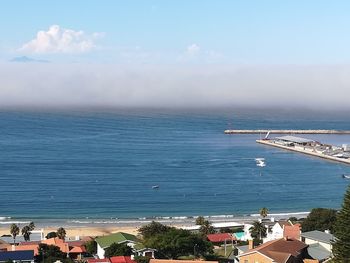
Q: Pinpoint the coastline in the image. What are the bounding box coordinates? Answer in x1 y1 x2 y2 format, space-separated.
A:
0 211 310 238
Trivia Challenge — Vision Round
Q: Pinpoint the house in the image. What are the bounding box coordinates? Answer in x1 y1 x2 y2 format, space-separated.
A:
0 240 10 252
0 250 34 263
264 221 301 242
239 238 311 263
109 256 136 263
207 233 235 244
149 259 218 263
301 230 334 262
86 256 136 263
95 232 139 259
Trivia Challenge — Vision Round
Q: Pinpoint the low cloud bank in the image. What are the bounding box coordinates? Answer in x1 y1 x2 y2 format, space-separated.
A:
0 63 349 110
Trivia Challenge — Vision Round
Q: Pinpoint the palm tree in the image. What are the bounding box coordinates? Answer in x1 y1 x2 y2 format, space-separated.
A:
56 227 66 240
195 216 205 226
10 224 20 244
199 220 215 236
28 222 35 231
259 207 269 218
21 225 31 242
249 221 267 240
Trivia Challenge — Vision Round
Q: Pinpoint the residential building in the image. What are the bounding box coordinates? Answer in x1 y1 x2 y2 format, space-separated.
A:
239 237 311 263
301 230 334 262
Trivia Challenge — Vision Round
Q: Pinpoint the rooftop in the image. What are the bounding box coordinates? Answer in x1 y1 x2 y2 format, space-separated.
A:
240 238 308 263
96 232 138 249
275 135 315 144
0 250 34 261
207 233 235 243
301 230 334 244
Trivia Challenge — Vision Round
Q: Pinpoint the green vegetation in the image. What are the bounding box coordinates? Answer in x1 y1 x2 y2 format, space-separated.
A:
46 231 58 239
21 222 35 242
139 222 213 259
301 208 337 232
10 223 19 244
259 207 269 218
249 221 267 241
139 221 171 239
35 243 73 263
195 216 206 225
85 240 97 255
104 243 133 258
134 255 151 263
332 185 350 261
57 227 66 240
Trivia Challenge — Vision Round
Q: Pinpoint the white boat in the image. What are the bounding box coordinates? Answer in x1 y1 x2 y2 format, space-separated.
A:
152 185 160 189
255 158 266 167
342 174 350 179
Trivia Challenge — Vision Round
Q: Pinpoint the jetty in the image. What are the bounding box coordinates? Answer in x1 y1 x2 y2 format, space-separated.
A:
224 129 350 134
256 136 350 165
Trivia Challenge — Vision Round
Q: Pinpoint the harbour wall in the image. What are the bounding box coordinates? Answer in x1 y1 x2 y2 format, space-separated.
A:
256 139 350 165
225 129 350 134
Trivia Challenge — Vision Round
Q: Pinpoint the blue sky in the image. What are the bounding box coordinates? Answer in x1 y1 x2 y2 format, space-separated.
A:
2 0 350 64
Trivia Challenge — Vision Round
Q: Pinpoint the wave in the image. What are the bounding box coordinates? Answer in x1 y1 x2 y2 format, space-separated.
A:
0 221 31 225
0 217 11 221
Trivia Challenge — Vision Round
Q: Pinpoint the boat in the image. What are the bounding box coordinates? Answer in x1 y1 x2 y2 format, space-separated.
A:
342 174 350 179
152 185 160 189
255 158 266 167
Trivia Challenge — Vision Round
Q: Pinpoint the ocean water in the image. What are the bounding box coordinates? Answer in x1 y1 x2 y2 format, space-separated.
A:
0 109 350 224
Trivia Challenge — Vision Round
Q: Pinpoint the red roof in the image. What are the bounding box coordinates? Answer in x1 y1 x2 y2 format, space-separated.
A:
109 256 136 263
207 233 235 243
283 224 301 240
86 259 111 263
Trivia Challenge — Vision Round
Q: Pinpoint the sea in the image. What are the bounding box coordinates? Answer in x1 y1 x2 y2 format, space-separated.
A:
0 108 350 227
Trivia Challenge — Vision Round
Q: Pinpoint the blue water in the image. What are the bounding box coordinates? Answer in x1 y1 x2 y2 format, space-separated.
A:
0 109 350 221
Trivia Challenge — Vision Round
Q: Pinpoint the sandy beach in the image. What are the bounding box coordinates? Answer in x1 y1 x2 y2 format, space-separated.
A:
0 226 140 239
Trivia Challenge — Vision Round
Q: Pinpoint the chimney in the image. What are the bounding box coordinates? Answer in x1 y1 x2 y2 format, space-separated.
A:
11 245 15 251
248 239 254 250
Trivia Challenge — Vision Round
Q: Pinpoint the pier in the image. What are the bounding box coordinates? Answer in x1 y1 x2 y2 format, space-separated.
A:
224 129 350 134
256 138 350 165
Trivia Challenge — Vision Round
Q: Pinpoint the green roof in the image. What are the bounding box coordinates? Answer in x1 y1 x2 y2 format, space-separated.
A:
96 232 139 248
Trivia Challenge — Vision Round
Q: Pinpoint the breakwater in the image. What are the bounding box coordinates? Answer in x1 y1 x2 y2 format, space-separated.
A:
224 129 350 134
256 139 350 165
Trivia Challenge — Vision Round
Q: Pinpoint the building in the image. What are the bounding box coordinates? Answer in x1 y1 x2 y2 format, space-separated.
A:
264 221 301 242
207 233 235 244
0 250 34 263
150 259 218 263
301 230 334 262
239 238 311 263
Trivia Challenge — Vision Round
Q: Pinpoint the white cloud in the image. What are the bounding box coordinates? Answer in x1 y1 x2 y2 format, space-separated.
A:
19 25 103 54
186 44 200 56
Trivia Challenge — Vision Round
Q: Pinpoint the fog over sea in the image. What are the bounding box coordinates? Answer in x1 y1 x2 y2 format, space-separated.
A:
0 109 349 226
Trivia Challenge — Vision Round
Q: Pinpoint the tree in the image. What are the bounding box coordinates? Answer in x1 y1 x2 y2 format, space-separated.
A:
332 185 350 261
28 222 35 231
143 227 213 259
138 221 171 239
301 208 337 232
57 227 66 240
249 221 267 240
195 216 205 225
21 225 32 242
10 224 19 244
46 231 58 239
134 256 150 263
199 220 215 236
259 207 269 218
35 243 73 263
104 243 133 258
85 240 97 255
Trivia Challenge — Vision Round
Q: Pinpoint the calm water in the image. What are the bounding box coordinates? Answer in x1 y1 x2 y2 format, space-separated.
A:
0 109 350 222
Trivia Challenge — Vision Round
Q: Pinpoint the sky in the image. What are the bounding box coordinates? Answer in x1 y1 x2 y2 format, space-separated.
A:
1 0 350 109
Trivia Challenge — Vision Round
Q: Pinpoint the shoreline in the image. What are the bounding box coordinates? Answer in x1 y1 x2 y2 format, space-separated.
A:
0 211 310 238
